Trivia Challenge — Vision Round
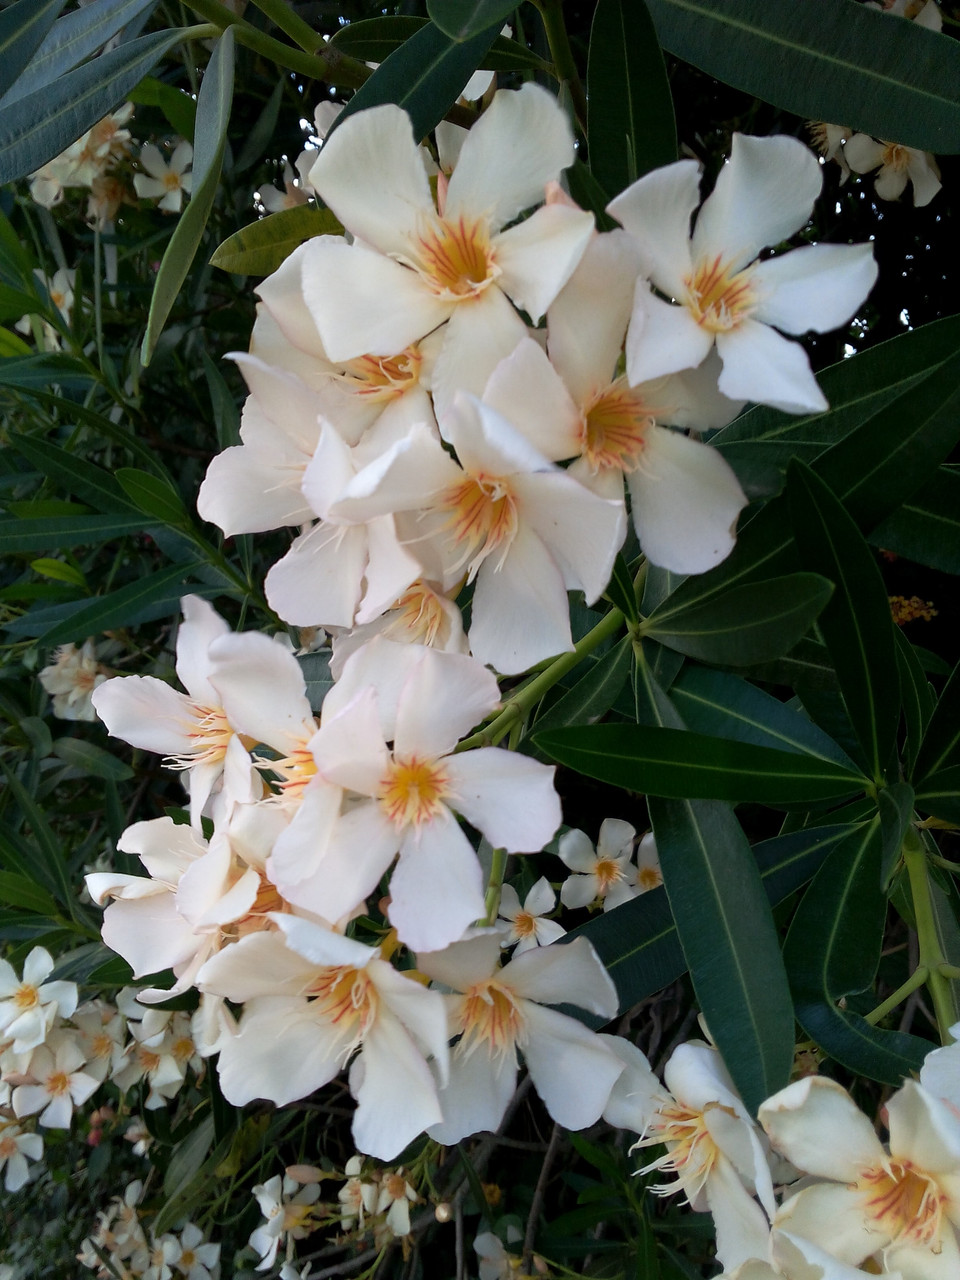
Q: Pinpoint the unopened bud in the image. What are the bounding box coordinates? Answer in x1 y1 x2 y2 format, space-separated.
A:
434 1203 453 1223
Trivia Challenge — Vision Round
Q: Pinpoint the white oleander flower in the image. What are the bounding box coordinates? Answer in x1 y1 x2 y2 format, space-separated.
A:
0 1121 43 1191
0 945 78 1053
497 877 566 953
844 135 941 207
607 133 878 414
919 1021 960 1113
134 140 193 212
558 818 639 911
38 637 106 721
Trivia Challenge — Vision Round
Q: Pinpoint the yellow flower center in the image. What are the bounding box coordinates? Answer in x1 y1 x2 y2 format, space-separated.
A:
438 473 518 581
307 965 378 1056
384 582 451 647
270 743 319 795
858 1158 945 1247
636 865 663 892
0 1133 17 1158
12 983 39 1010
581 379 666 473
91 1032 114 1058
414 214 498 301
881 143 910 174
47 1070 71 1097
512 910 538 939
169 704 248 771
163 170 183 192
379 756 450 828
457 978 526 1063
594 858 626 891
633 1101 729 1202
343 347 422 401
171 1036 195 1064
684 254 756 333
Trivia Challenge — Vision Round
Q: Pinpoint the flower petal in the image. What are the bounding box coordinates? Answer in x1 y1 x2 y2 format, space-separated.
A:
389 812 486 952
607 160 700 297
715 320 828 414
444 748 561 853
759 1076 884 1183
625 286 715 385
521 1002 623 1127
753 243 877 335
494 201 595 322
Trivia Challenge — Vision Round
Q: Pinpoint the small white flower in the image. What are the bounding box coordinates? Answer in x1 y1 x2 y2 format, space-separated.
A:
38 638 106 721
0 1121 43 1191
634 832 663 894
249 1173 322 1271
844 135 941 207
497 877 566 952
558 818 639 911
12 1036 99 1128
0 945 78 1052
134 140 194 213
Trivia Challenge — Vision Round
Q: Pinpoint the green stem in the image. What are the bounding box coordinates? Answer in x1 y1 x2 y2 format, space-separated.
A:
483 846 507 925
245 0 324 53
185 0 370 85
456 607 626 751
863 966 928 1026
903 826 955 1042
531 0 588 132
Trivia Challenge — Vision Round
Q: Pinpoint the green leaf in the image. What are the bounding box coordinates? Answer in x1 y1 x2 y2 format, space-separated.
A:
0 326 31 356
784 818 933 1083
715 317 960 501
631 641 682 729
141 27 235 365
895 628 935 778
564 157 618 232
116 467 189 527
127 75 197 141
645 0 960 153
604 553 639 626
30 556 86 587
210 204 343 277
426 0 517 42
913 657 960 783
914 765 960 826
649 797 794 1112
587 0 676 197
534 724 868 804
787 461 900 784
298 650 333 715
233 74 284 174
1 761 75 912
650 344 960 640
670 666 858 769
870 465 960 576
328 17 546 73
644 572 832 666
0 352 92 387
330 19 500 145
0 513 151 552
0 0 155 108
530 636 633 739
11 434 137 513
0 26 189 184
0 281 48 322
3 562 206 645
878 781 914 888
0 870 57 915
52 737 134 781
0 0 68 101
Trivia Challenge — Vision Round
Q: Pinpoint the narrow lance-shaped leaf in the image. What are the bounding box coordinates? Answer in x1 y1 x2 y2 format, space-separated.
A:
895 627 935 779
787 461 900 785
426 0 517 42
328 19 500 144
210 206 344 278
912 657 960 783
141 27 235 364
649 796 795 1113
0 26 189 184
0 514 152 553
529 636 633 743
534 723 868 805
783 818 933 1083
646 0 960 153
643 572 833 667
587 0 676 197
869 465 960 577
0 0 68 102
878 782 915 889
329 17 548 72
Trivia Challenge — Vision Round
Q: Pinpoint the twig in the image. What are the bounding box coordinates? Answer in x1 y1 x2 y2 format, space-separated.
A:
521 1121 563 1273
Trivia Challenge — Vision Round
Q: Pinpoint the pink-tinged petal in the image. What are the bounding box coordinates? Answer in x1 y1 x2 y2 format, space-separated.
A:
118 815 207 882
547 230 643 405
357 514 425 624
265 521 367 629
101 894 198 978
494 202 595 322
772 1231 880 1280
180 847 259 929
887 1080 960 1173
389 812 486 952
85 871 162 904
307 104 433 255
274 801 397 925
773 1182 885 1266
886 1227 960 1280
704 1155 773 1272
521 1002 624 1127
626 425 746 574
331 425 461 523
197 444 314 536
207 631 314 753
93 676 194 754
513 468 625 601
692 134 822 274
625 286 715 385
323 636 429 736
309 687 388 794
175 595 229 706
197 930 316 1000
255 239 329 359
418 930 502 990
444 748 560 853
607 160 700 297
428 285 530 420
428 1040 517 1144
301 238 450 362
481 337 582 462
468 523 572 674
599 1035 663 1132
445 84 574 229
753 243 877 335
759 1077 884 1183
351 1015 444 1158
393 649 499 760
216 999 342 1106
442 392 554 483
715 320 827 414
843 134 885 175
507 936 617 1017
267 777 342 887
273 915 378 969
